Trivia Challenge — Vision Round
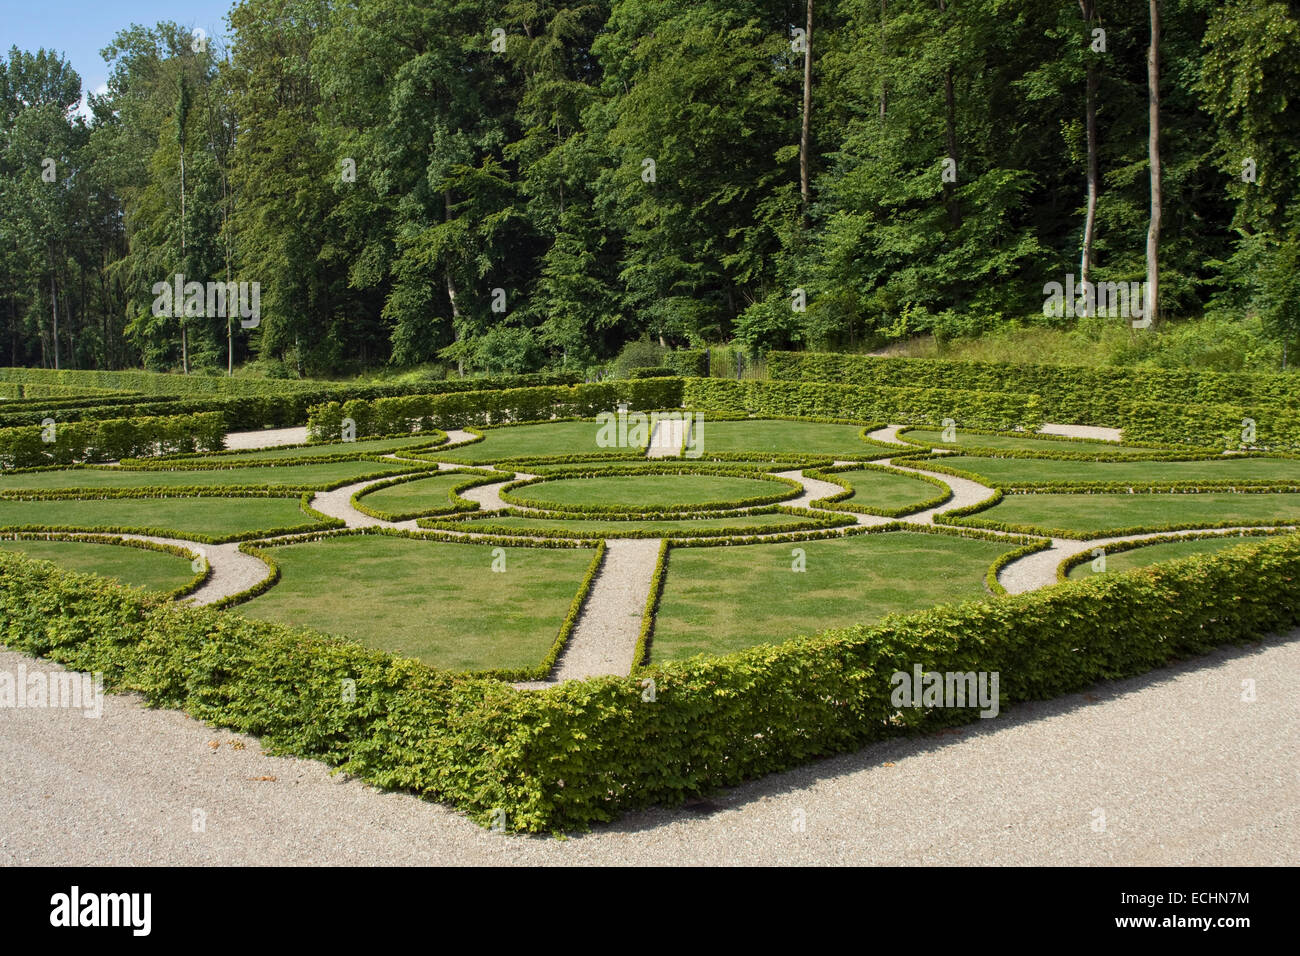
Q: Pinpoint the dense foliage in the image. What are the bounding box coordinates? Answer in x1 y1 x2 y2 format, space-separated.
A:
2 1 1298 376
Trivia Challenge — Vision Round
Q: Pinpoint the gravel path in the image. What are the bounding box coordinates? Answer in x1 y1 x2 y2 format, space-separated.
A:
646 417 687 458
865 425 911 446
532 538 662 684
115 535 272 606
997 527 1298 595
222 426 309 450
883 459 999 525
3 631 1294 863
1039 423 1123 442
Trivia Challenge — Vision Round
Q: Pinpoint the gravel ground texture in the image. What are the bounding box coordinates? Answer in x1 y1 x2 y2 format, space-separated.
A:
222 427 310 450
1 633 1294 864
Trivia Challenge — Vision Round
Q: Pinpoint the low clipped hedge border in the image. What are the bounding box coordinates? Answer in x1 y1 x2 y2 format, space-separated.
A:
350 469 502 521
1055 528 1297 582
893 424 1200 457
0 531 211 601
804 463 953 517
217 526 604 682
0 491 343 544
893 451 1300 493
0 412 226 469
985 539 1055 596
941 487 1300 539
631 522 1047 670
418 506 856 541
133 430 450 465
0 460 441 496
5 530 1300 831
498 466 805 515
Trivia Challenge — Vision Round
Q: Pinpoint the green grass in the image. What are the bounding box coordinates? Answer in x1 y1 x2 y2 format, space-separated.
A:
821 468 944 513
0 496 326 540
1066 535 1270 580
965 492 1300 536
696 419 876 457
900 428 1165 456
0 459 417 492
163 435 442 464
423 511 850 537
503 473 793 511
238 535 596 671
935 455 1300 486
429 421 637 463
518 457 818 474
0 538 197 592
354 472 483 518
651 531 1016 661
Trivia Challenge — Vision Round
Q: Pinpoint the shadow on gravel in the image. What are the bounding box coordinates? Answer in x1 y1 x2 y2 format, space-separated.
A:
564 627 1299 839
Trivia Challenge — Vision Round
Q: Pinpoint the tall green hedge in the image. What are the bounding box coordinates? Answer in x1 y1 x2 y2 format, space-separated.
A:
767 352 1300 419
6 526 1295 831
307 379 686 439
0 370 584 431
0 412 226 468
682 378 1042 429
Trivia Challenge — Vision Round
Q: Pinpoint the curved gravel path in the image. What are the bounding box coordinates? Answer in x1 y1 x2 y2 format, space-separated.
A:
116 535 273 606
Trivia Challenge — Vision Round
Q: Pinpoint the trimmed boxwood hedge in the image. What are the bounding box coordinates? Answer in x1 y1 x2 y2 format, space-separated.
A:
3 528 1300 831
498 465 805 515
0 531 211 600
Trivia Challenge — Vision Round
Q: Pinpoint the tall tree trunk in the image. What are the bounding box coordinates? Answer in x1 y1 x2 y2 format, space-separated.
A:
800 0 814 214
445 192 464 377
48 246 59 370
938 0 960 229
1145 0 1162 326
1079 0 1099 313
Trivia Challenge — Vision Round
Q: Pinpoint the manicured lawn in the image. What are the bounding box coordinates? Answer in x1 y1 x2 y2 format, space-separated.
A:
429 421 637 463
519 457 819 474
164 435 442 463
0 496 325 540
0 537 197 592
238 535 597 671
936 455 1300 486
650 531 1015 661
696 419 878 457
900 428 1166 456
503 473 794 512
355 472 486 518
1066 535 1275 581
0 459 417 492
821 467 944 513
423 510 851 537
964 492 1300 536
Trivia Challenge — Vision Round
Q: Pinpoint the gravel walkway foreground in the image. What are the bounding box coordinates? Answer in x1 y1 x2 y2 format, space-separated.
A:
2 633 1295 864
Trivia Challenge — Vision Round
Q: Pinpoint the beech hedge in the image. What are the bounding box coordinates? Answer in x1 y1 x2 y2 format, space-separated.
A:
0 412 226 468
3 530 1300 831
768 352 1300 423
306 379 685 439
681 378 1041 430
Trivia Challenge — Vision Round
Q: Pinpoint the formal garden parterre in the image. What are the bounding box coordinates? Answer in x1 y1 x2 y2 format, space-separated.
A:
3 360 1300 831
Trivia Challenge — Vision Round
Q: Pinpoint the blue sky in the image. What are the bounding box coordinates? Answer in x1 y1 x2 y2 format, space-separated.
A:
1 1 236 112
